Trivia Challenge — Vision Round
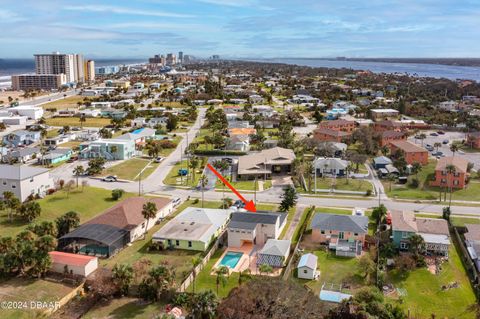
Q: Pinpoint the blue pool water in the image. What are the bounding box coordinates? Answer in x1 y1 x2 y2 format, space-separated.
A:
132 128 145 134
219 251 243 268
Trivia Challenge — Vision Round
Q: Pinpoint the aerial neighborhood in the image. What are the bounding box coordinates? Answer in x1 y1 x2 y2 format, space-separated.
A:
1 52 480 319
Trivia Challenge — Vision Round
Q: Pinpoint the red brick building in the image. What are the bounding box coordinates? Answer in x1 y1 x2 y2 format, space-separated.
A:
430 156 470 189
467 132 480 149
388 140 429 165
319 119 356 133
313 128 351 143
374 120 403 132
379 130 407 147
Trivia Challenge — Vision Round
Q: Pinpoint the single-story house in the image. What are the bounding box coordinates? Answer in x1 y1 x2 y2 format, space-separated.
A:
373 156 393 169
3 130 41 147
313 157 349 177
297 253 318 280
237 147 295 180
391 210 450 256
256 239 291 268
49 251 98 277
3 147 39 163
152 207 231 251
228 211 287 248
59 197 173 257
39 148 73 165
310 213 368 257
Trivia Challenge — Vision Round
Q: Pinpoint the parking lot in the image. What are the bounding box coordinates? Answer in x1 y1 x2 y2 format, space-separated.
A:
408 130 480 170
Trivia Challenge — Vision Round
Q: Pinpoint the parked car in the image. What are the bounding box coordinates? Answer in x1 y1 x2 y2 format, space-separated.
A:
425 145 434 151
172 197 181 207
222 157 233 164
430 132 439 136
230 200 245 209
442 139 449 144
432 151 444 157
102 175 118 182
437 131 445 135
154 156 165 163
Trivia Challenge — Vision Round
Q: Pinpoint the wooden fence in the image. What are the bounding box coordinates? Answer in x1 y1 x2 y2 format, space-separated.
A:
452 226 480 298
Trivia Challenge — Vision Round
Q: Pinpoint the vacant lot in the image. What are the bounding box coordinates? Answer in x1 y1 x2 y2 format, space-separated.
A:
0 277 74 319
0 187 134 237
103 158 158 181
41 96 87 110
46 117 111 128
83 297 165 319
163 160 203 187
387 245 476 318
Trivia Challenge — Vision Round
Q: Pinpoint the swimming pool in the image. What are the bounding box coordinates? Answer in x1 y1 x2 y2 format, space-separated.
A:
219 251 243 269
132 128 145 134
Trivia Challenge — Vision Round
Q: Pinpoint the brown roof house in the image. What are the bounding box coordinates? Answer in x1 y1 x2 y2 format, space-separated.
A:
391 210 450 257
237 147 295 180
58 197 173 257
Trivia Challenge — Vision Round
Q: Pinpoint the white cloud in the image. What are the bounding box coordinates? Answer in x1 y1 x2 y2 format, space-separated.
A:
0 9 24 22
63 5 193 18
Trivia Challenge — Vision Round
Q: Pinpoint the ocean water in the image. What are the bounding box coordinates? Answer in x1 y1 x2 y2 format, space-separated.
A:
252 58 480 82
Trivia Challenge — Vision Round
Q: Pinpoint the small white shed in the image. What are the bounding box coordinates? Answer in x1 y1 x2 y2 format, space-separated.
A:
49 251 98 277
297 253 318 280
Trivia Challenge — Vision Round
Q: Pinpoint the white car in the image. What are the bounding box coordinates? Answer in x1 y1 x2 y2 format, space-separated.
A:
154 156 165 163
172 197 181 207
102 175 118 182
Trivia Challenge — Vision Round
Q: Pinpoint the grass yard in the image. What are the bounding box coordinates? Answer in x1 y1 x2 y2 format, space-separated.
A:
292 249 367 295
42 95 87 110
186 248 240 298
83 297 165 319
0 277 74 319
46 117 111 128
312 177 373 193
163 160 203 187
58 141 82 149
387 245 476 318
215 177 272 191
0 187 134 238
46 129 60 138
103 158 158 181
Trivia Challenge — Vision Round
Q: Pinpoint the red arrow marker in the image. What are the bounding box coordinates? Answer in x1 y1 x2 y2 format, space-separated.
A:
207 163 256 212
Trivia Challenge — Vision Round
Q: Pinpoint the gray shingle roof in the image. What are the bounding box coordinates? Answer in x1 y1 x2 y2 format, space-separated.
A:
310 213 369 234
229 211 285 230
259 239 291 256
0 164 50 180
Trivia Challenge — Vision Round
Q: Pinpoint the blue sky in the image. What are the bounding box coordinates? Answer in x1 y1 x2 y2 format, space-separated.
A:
1 0 479 59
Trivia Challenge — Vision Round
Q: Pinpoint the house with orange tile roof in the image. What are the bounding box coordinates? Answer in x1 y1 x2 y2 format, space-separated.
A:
49 251 98 277
228 127 257 136
430 156 471 189
388 140 428 165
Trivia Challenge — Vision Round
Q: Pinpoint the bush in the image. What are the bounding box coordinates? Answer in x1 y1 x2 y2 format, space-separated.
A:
193 198 199 204
193 149 247 156
158 140 177 148
47 188 56 195
111 189 124 200
365 189 372 196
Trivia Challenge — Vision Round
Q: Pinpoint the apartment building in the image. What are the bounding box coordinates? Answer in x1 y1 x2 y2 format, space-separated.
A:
35 52 84 83
11 74 66 91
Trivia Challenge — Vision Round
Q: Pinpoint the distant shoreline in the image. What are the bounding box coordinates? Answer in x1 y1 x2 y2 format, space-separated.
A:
262 57 480 67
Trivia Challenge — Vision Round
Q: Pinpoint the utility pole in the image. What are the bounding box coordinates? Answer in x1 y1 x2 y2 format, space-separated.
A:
254 175 257 204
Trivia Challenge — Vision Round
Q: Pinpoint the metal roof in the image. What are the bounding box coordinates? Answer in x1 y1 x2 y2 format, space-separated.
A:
60 223 128 246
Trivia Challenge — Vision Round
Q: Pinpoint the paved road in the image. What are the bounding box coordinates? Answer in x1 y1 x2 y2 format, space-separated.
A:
18 89 78 106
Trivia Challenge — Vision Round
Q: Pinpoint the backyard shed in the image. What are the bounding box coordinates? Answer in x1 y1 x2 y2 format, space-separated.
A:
297 253 319 280
49 251 98 277
256 239 291 268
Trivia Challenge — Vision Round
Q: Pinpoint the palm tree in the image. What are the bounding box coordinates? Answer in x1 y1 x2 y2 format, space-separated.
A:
305 161 314 192
238 269 251 285
112 263 134 296
411 162 422 179
408 234 425 258
214 266 229 295
189 290 218 319
73 165 84 188
450 143 459 157
446 164 456 208
346 163 354 185
191 256 202 294
434 142 442 153
199 174 209 208
189 156 199 185
259 264 273 276
418 133 427 147
110 145 118 160
79 114 86 128
4 191 20 222
387 174 396 192
141 202 157 239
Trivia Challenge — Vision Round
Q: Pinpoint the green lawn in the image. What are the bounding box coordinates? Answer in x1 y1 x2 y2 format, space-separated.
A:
103 158 158 181
46 129 60 138
386 160 480 201
0 187 135 238
46 117 111 128
292 250 367 295
159 136 182 157
279 206 297 239
83 297 166 319
163 160 202 187
58 141 82 149
312 177 373 193
42 96 87 110
215 177 272 191
0 278 74 319
387 245 476 318
186 248 240 298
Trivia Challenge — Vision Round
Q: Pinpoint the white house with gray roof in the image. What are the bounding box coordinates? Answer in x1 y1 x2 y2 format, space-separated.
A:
152 207 232 251
313 157 349 177
257 239 291 268
0 165 53 201
227 211 287 248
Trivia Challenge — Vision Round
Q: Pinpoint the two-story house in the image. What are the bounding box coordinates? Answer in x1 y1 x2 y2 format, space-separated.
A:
3 130 41 147
310 213 368 257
